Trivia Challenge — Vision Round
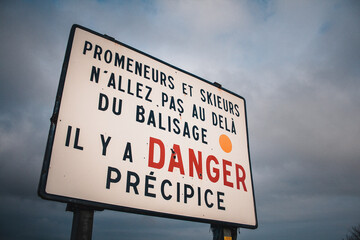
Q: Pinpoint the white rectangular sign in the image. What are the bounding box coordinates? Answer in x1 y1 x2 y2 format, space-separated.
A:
39 25 257 228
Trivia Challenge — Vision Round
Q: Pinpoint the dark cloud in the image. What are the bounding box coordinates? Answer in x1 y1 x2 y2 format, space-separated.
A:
0 0 359 239
0 1 63 113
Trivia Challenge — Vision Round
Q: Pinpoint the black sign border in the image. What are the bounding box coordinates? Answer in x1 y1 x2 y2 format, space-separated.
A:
38 24 258 229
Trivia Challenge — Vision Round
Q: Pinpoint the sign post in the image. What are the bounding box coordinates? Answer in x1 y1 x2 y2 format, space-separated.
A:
211 224 238 240
66 204 95 240
38 24 257 234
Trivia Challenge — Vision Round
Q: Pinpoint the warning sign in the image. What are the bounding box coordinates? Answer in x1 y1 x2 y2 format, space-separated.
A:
38 24 257 228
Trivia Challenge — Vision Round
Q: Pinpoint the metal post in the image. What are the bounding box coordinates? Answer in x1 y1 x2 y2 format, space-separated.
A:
66 204 98 240
211 224 238 240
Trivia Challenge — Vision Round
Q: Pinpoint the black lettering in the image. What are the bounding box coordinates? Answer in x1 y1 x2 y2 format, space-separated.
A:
65 125 83 150
229 102 234 115
167 116 172 132
223 99 229 112
126 171 139 194
122 142 133 162
212 112 218 127
173 118 180 134
147 110 156 127
197 187 201 206
74 128 83 150
235 104 240 117
199 106 205 121
127 79 134 95
159 113 166 131
145 86 152 102
94 45 102 60
217 95 222 109
169 97 176 111
200 89 206 102
207 92 213 105
136 82 143 99
217 191 226 210
188 85 193 96
90 66 100 83
112 97 122 116
127 58 133 73
83 41 92 55
152 69 158 82
161 92 168 107
106 167 121 189
192 104 199 119
232 119 237 135
219 114 224 129
192 125 199 141
176 182 180 202
65 125 72 147
160 72 166 86
98 93 109 111
104 50 112 63
202 128 208 144
144 65 150 79
161 179 172 200
117 75 125 92
145 172 156 198
136 105 145 123
177 99 184 113
225 117 230 132
100 134 111 156
135 61 142 76
205 189 214 208
182 83 187 95
183 122 190 138
107 73 116 89
184 184 194 204
168 76 175 89
114 53 125 68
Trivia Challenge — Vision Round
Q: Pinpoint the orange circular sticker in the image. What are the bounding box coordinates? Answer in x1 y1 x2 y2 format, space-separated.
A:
219 134 232 153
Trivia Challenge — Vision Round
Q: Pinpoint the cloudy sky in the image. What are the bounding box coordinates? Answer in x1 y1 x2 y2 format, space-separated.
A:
1 0 359 239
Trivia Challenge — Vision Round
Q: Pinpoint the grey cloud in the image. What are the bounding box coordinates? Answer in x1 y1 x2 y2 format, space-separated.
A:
1 0 360 240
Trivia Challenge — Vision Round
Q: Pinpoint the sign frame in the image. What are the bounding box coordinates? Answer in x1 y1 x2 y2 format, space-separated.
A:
38 24 258 229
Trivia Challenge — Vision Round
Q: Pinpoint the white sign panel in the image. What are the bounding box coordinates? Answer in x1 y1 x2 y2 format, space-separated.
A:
39 25 257 228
